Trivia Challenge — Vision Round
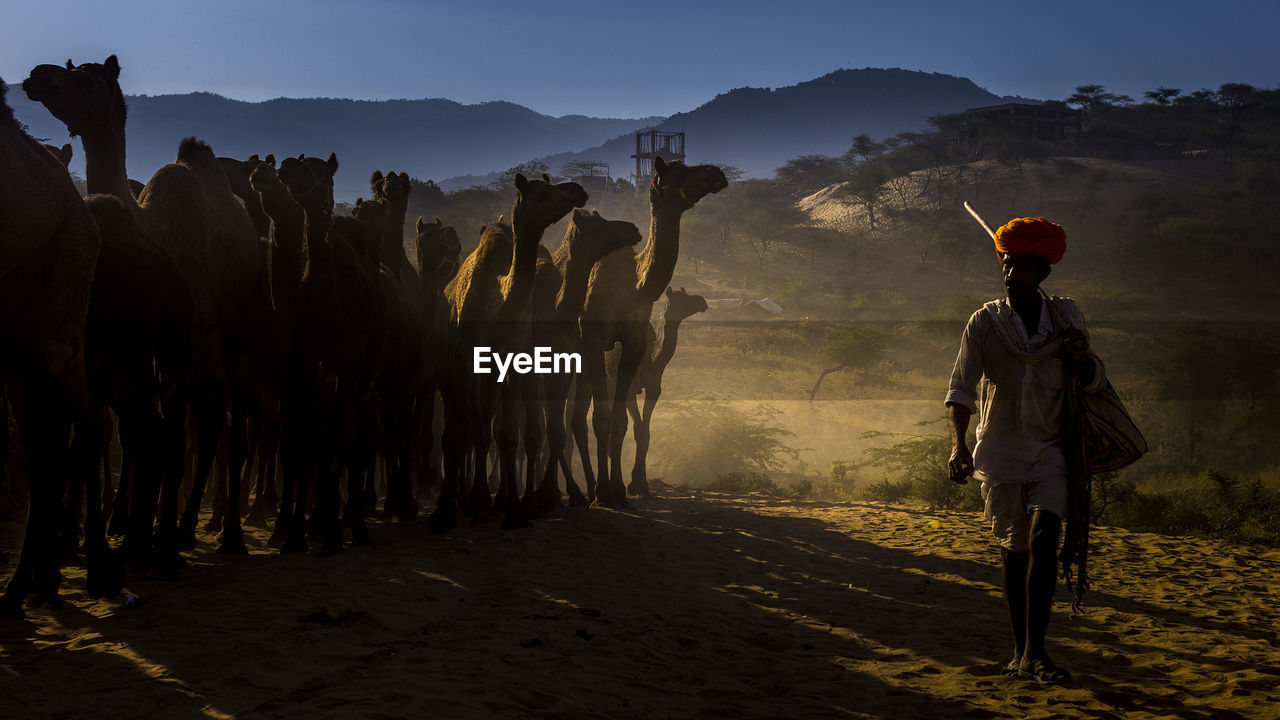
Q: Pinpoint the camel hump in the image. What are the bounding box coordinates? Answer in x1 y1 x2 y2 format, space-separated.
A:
177 136 215 165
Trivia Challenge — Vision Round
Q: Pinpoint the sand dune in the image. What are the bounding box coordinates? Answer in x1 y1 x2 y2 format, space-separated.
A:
1 492 1277 719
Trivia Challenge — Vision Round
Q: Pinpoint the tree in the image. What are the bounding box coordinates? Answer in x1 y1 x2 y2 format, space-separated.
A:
1066 84 1135 114
490 160 551 191
715 179 804 268
841 163 887 230
774 154 845 197
559 159 609 180
844 133 887 166
808 324 886 401
1143 86 1181 105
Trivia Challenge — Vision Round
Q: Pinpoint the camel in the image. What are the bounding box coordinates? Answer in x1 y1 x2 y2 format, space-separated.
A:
431 175 587 533
71 193 192 590
526 210 642 512
367 170 428 520
573 156 726 508
218 153 274 239
625 287 707 495
413 217 463 500
24 56 271 563
0 77 101 617
257 160 383 555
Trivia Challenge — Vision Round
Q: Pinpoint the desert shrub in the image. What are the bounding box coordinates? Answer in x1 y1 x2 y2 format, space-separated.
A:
1100 470 1280 545
650 396 802 487
840 418 982 511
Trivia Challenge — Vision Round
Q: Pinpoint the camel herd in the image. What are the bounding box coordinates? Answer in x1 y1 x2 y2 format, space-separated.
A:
0 55 727 619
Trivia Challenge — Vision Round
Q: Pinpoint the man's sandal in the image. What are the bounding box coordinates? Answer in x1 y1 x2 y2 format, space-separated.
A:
1001 657 1022 678
1019 657 1072 685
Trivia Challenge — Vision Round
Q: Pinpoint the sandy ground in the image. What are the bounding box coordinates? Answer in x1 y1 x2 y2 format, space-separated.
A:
1 491 1278 719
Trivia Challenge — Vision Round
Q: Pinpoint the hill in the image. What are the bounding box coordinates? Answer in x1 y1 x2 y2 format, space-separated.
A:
6 86 660 200
8 67 1024 197
490 68 1027 187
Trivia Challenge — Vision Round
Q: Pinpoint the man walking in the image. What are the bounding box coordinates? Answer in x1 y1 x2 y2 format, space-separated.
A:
945 217 1105 685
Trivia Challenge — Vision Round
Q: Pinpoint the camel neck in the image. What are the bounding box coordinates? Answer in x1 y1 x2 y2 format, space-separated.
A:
635 205 682 304
80 126 137 209
553 256 594 323
499 206 544 321
653 318 684 371
263 192 306 310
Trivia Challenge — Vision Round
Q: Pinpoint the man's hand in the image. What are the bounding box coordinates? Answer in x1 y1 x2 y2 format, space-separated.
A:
1062 328 1089 364
949 444 974 484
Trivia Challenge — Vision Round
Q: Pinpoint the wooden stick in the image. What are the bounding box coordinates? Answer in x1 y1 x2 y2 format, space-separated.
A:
963 201 996 239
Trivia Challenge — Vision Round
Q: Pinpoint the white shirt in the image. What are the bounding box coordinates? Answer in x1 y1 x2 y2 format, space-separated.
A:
945 296 1105 484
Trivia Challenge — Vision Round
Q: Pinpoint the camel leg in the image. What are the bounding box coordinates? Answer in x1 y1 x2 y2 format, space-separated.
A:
0 363 73 618
468 390 496 522
0 388 8 501
179 392 226 550
152 388 189 574
76 398 123 598
519 376 545 517
217 381 249 555
630 389 659 498
247 406 279 527
588 358 614 507
496 378 528 530
108 438 133 536
429 387 465 534
99 411 115 526
604 344 643 509
538 375 580 510
569 355 603 503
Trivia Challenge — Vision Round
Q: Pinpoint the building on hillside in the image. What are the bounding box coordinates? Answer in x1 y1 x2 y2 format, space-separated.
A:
962 103 1082 155
568 161 613 201
632 130 685 189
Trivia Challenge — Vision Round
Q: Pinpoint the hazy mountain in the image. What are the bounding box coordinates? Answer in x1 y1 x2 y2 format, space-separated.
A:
476 68 1031 188
7 86 660 200
8 67 1028 198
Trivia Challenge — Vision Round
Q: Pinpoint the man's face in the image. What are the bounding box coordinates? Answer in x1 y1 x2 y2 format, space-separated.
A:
1002 253 1045 303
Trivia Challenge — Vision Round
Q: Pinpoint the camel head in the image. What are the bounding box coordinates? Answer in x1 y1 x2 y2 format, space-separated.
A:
278 152 338 222
650 156 729 211
23 55 126 138
41 142 73 168
664 286 709 323
248 162 291 204
565 209 643 266
415 216 463 283
370 170 411 207
513 173 588 231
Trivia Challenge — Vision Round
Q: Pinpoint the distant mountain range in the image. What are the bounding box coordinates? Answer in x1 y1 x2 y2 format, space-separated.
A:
8 68 1029 200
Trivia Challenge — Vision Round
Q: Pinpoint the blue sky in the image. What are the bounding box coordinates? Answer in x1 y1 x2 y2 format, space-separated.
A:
3 0 1277 118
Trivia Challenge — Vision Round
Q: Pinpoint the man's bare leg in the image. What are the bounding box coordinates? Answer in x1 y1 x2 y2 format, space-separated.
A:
1001 547 1029 675
1021 509 1071 684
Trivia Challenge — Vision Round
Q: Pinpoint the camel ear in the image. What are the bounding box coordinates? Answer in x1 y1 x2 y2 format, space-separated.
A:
399 172 409 181
680 286 686 293
326 152 339 176
434 217 442 226
416 216 425 233
654 155 666 173
57 143 73 167
542 173 551 184
66 59 74 70
355 197 365 208
265 153 275 167
514 173 529 193
370 170 383 187
592 209 600 216
104 55 120 80
665 287 673 299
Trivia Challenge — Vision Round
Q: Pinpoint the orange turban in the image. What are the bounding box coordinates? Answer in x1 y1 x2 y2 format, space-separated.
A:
993 217 1066 265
